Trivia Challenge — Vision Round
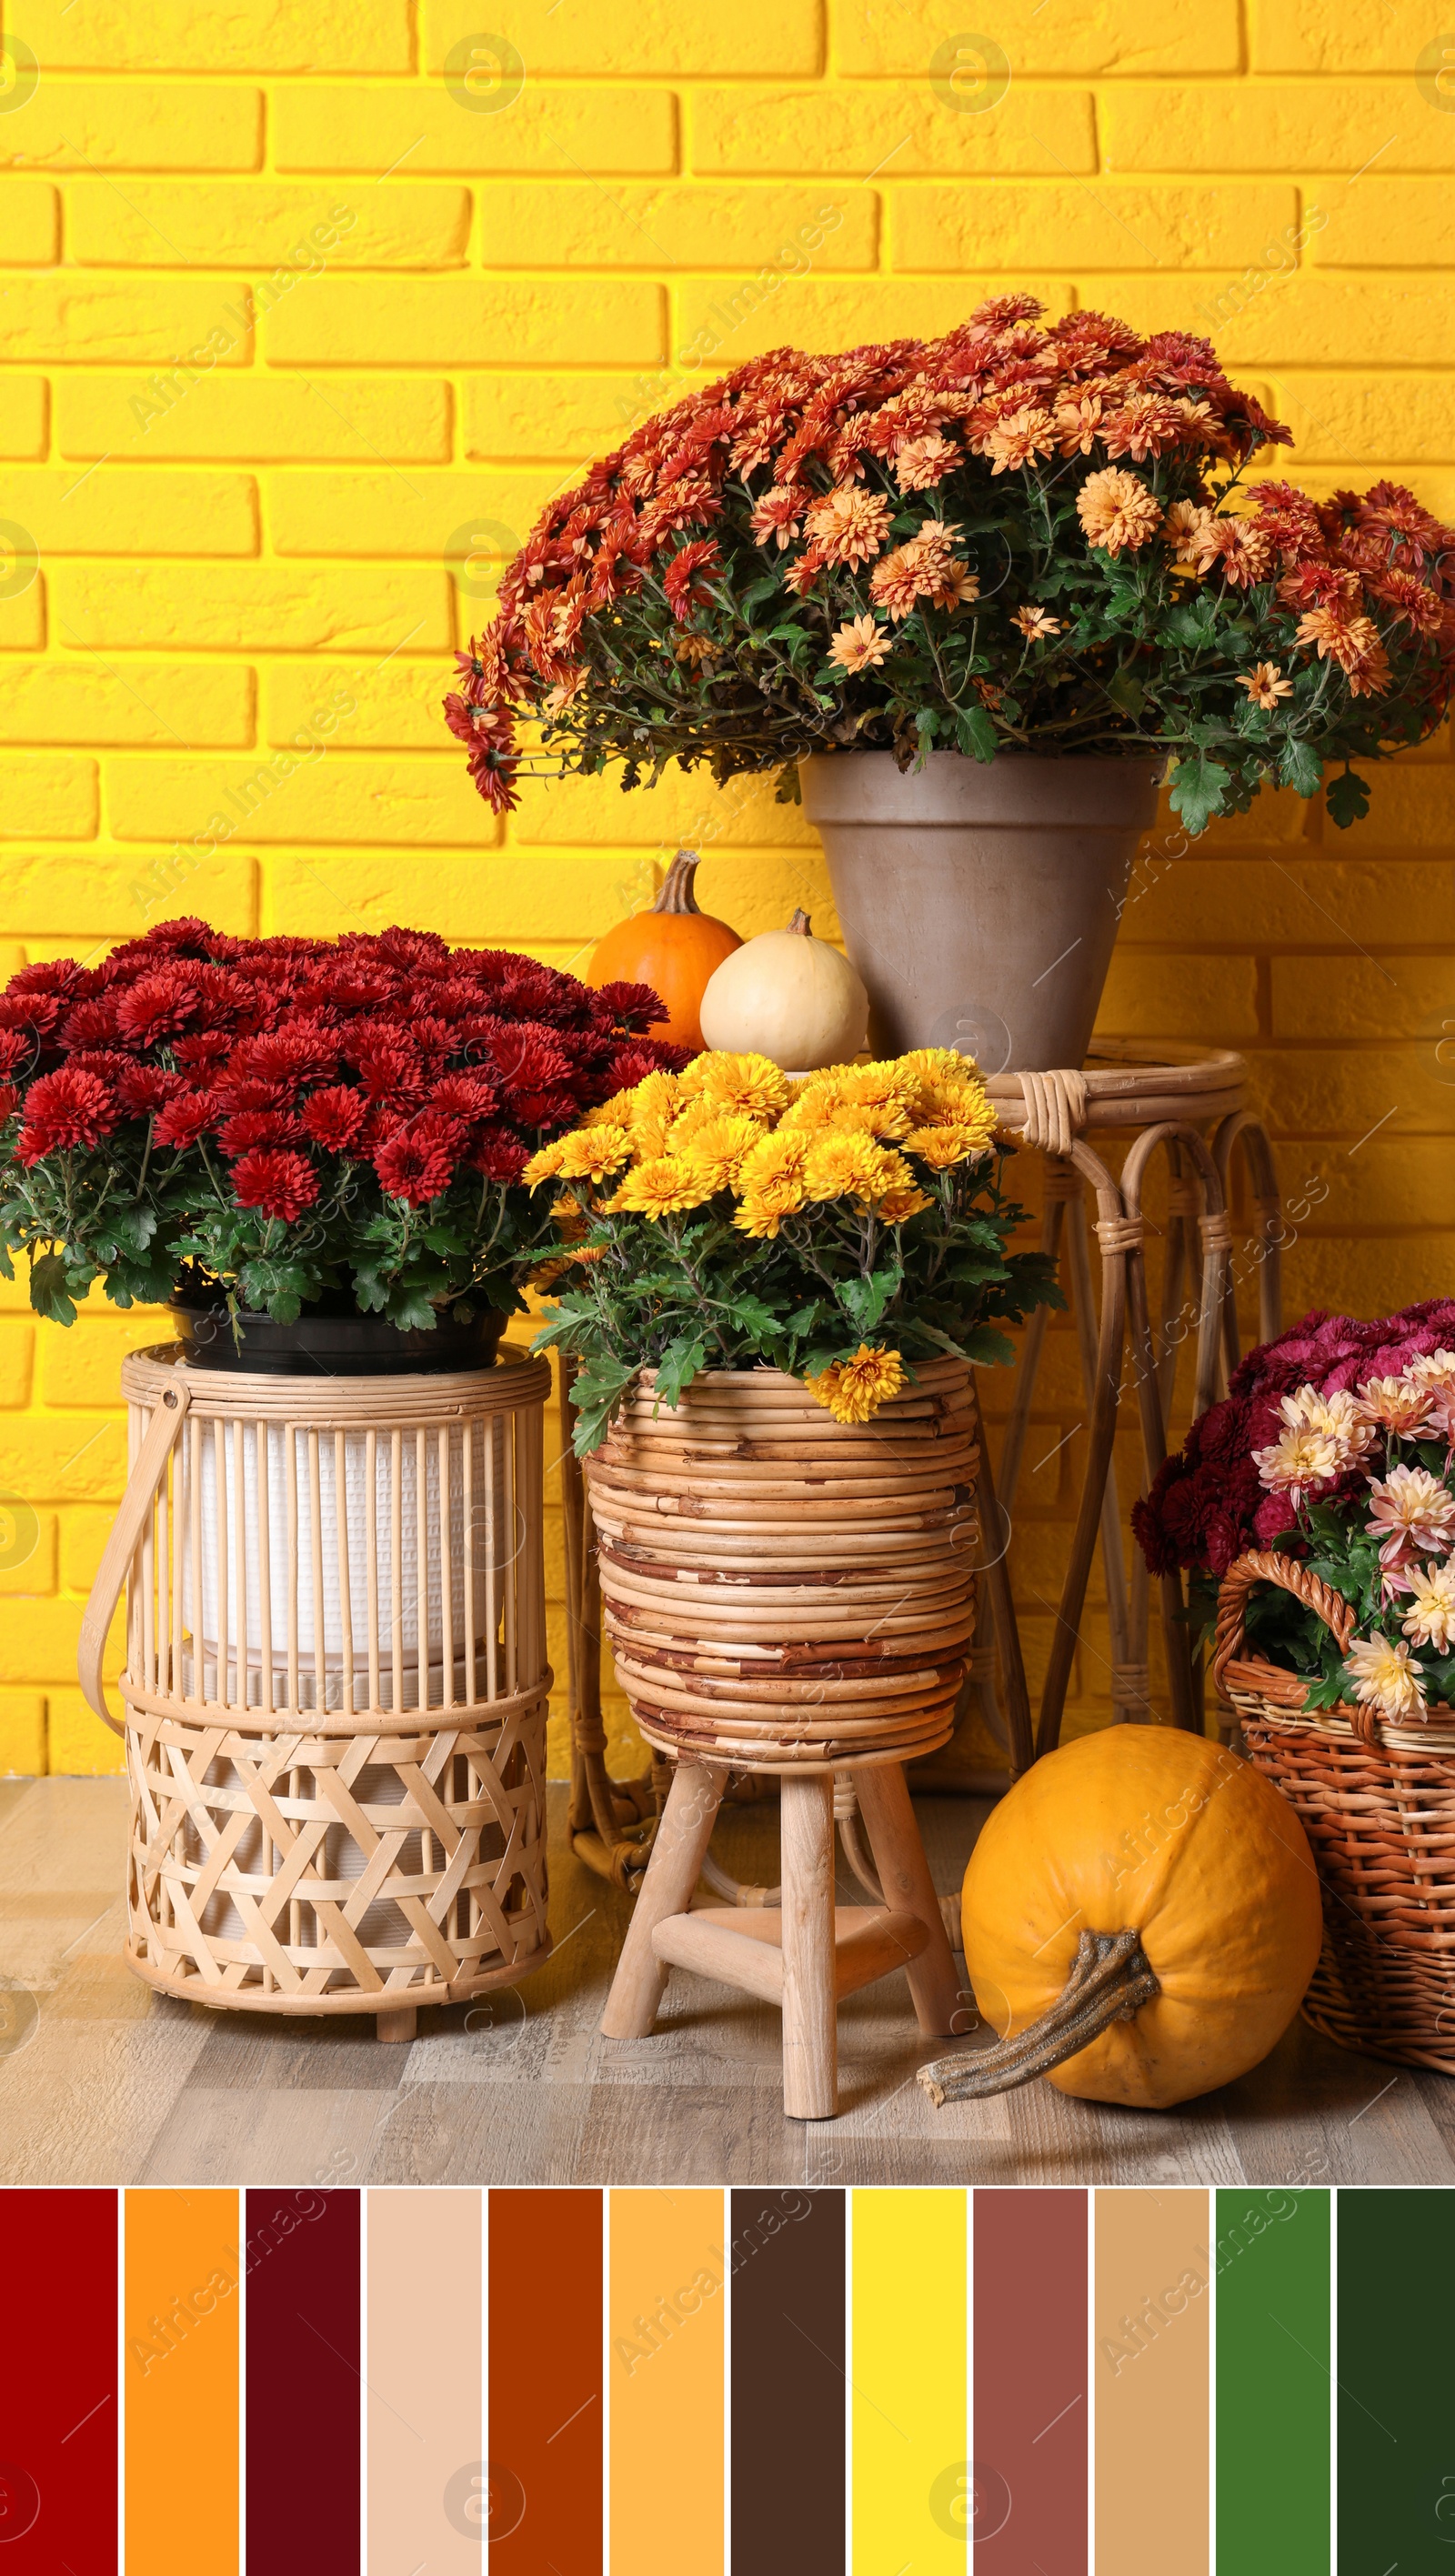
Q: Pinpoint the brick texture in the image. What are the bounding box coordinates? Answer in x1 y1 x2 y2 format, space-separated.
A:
0 9 1450 1776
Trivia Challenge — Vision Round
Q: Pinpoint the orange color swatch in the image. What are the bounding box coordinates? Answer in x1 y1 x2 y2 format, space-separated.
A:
609 2189 724 2575
124 2189 239 2576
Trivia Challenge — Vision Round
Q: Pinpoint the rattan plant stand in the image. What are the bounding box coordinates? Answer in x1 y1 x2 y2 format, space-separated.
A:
79 1344 554 2042
918 1041 1283 1787
589 1361 970 2116
1214 1549 1455 2076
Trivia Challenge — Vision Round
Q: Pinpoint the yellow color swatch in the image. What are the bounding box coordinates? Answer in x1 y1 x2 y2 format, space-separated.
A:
608 2187 724 2575
124 2188 239 2576
852 2189 968 2572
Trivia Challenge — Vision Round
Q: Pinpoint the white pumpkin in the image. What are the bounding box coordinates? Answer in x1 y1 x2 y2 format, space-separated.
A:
698 908 868 1072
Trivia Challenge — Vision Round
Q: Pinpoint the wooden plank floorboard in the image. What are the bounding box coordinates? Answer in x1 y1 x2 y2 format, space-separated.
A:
572 2081 813 2186
358 2080 591 2186
998 2071 1247 2187
1217 2011 1455 2186
1409 2069 1455 2168
139 2084 387 2186
0 2000 211 2185
186 2020 415 2093
3 1776 1455 2181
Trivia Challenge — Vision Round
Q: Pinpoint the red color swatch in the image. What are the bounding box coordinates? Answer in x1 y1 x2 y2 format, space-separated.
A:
0 2188 117 2573
245 2190 359 2576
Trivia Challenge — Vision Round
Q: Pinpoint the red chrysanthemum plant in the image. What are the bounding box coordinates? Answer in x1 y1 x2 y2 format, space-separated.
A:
444 296 1455 836
0 921 686 1331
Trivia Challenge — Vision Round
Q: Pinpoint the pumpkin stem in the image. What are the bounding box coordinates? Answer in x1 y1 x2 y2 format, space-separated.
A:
652 850 702 915
916 1928 1160 2104
788 907 812 936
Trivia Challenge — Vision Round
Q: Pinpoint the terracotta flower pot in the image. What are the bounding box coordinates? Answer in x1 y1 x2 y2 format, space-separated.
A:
800 749 1165 1074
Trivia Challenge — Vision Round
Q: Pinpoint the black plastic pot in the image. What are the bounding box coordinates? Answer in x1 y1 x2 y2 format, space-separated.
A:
170 1297 507 1378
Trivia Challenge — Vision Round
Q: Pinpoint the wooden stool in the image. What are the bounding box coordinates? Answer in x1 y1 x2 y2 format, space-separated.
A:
601 1755 961 2119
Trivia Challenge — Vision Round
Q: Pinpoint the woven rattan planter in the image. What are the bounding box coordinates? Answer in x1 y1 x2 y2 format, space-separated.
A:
78 1341 553 2040
584 1357 978 1773
1214 1549 1455 2077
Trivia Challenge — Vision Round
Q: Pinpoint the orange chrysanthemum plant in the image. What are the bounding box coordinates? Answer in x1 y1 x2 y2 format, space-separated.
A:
520 1048 1060 1452
445 295 1455 837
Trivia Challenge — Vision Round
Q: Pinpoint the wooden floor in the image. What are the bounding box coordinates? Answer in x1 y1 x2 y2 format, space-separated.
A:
2 1773 1452 2187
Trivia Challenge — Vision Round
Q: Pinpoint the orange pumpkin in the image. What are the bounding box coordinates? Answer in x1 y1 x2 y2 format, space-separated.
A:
587 849 740 1051
919 1726 1322 2112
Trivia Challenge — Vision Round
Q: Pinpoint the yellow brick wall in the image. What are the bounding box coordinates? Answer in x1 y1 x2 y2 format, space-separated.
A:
0 0 1452 1774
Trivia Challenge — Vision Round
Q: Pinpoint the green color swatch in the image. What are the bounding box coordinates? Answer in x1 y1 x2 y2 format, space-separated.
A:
1215 2187 1330 2572
1338 2188 1455 2571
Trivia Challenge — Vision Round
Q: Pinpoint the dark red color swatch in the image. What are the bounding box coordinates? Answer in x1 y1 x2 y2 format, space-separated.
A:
245 2189 359 2576
974 2188 1087 2573
0 2188 117 2574
730 2189 845 2576
488 2189 602 2573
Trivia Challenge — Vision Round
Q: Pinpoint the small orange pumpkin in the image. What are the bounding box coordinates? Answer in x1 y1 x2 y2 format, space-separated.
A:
587 849 740 1052
919 1726 1323 2112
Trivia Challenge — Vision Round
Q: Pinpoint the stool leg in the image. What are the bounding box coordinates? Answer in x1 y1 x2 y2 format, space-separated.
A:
851 1762 961 2038
600 1759 728 2040
780 1772 838 2120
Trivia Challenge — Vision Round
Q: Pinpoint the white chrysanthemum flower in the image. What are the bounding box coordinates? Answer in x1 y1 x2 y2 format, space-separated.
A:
1342 1633 1429 1723
1367 1465 1455 1559
1402 1561 1455 1654
1357 1373 1440 1438
1252 1423 1342 1507
1277 1384 1375 1470
1408 1348 1455 1392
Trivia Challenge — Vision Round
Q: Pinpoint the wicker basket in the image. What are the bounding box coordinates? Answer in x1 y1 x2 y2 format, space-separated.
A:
1214 1548 1455 2076
584 1356 978 1773
78 1342 553 2038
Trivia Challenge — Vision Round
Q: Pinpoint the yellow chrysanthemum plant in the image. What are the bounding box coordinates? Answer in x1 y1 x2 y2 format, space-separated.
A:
522 1048 1060 1454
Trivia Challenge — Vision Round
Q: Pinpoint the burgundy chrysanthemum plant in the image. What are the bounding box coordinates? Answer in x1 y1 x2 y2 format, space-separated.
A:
0 921 687 1330
1135 1302 1455 1721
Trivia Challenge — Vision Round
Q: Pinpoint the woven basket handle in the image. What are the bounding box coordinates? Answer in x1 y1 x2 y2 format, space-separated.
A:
1210 1548 1355 1698
77 1378 192 1738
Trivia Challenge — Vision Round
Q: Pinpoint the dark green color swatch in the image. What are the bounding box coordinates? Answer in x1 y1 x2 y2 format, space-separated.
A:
1216 2187 1330 2572
1338 2188 1455 2573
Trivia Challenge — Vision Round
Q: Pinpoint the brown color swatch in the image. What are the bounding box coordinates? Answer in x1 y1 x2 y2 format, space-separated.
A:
731 2189 844 2576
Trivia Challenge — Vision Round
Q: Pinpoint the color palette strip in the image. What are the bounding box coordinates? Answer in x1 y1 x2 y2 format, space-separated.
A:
609 2187 723 2573
853 2189 967 2571
0 2182 1413 2568
367 2188 481 2573
126 2187 239 2576
976 2188 1087 2573
1217 2186 1330 2574
246 2188 360 2575
1337 2188 1450 2573
490 2187 602 2569
0 2190 116 2571
733 2188 845 2575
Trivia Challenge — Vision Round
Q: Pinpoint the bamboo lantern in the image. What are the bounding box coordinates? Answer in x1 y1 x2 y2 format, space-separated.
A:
78 1342 553 2042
